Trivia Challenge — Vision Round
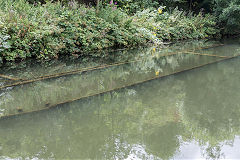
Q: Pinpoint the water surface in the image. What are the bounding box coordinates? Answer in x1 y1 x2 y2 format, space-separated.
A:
0 40 240 159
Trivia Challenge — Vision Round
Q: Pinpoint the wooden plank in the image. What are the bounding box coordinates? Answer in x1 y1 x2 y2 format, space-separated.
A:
183 51 230 58
0 74 19 81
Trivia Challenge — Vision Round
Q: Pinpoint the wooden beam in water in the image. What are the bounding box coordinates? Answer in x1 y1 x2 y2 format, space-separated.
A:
0 53 239 120
0 52 180 90
0 43 226 90
183 51 230 58
0 74 19 81
193 44 225 51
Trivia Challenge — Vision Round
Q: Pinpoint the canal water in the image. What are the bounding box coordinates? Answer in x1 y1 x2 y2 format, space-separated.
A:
0 39 240 159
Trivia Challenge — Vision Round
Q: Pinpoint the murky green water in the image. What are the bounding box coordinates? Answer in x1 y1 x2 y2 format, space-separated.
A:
1 39 240 159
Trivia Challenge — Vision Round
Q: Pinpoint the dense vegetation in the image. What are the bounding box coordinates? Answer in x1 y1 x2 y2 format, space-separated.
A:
0 0 238 62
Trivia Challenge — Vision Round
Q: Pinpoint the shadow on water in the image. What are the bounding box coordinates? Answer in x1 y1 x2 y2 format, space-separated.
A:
0 39 240 159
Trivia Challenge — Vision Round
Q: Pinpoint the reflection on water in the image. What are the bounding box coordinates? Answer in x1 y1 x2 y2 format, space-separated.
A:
0 39 240 159
0 40 231 117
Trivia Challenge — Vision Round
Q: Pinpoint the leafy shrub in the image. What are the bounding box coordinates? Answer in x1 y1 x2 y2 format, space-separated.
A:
133 8 218 41
0 0 151 61
0 0 219 62
157 0 188 11
214 0 240 34
104 0 159 14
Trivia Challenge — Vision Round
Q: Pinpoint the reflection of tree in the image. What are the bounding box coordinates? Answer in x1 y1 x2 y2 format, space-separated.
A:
0 74 186 159
181 58 240 159
1 40 239 159
97 76 186 159
144 123 182 160
0 44 202 117
0 48 190 159
202 145 225 160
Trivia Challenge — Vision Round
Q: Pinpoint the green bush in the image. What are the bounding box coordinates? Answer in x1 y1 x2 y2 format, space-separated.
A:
0 0 150 61
104 0 159 14
0 0 219 62
214 0 240 34
133 8 218 41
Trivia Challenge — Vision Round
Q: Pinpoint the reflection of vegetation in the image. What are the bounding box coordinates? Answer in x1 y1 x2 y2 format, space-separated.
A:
1 42 240 159
0 41 223 117
0 39 221 78
144 123 183 160
0 75 186 159
181 57 240 159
